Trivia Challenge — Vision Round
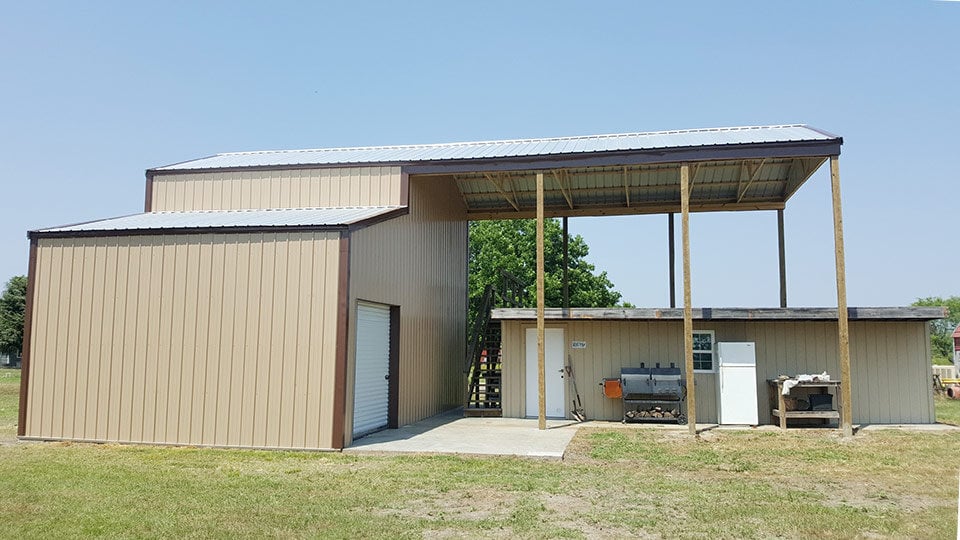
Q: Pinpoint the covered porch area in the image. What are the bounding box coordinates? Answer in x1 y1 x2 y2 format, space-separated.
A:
410 125 858 435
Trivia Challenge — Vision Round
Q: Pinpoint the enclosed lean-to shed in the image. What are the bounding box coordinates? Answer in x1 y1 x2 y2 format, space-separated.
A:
21 168 468 450
19 124 944 450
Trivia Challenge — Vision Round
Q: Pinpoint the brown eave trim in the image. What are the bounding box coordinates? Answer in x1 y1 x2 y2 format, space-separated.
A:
29 224 351 240
144 175 154 212
346 207 409 232
399 171 410 206
18 238 38 438
330 233 351 450
147 163 400 176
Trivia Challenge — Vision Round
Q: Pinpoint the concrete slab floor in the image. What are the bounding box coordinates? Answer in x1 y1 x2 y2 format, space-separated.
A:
344 409 580 460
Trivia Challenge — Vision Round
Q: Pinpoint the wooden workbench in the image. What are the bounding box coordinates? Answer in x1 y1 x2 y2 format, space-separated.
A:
768 379 841 431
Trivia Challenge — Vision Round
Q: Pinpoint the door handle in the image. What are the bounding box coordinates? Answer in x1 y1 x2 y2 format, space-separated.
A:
384 374 390 380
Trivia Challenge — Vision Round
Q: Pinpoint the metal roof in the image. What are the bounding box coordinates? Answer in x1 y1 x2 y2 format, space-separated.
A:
33 206 403 235
491 307 947 322
152 125 840 172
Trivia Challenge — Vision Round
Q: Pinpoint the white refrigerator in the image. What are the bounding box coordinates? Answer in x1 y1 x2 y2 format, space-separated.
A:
716 342 759 425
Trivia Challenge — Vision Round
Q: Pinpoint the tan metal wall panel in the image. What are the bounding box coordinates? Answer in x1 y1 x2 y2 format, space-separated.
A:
499 319 934 425
344 176 467 444
24 232 343 449
150 166 404 211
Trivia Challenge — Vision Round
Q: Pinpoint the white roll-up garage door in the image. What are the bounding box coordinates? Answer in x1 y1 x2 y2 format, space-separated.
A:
352 302 391 438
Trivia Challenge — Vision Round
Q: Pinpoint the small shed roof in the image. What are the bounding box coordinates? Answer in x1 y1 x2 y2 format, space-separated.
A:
491 307 947 322
152 124 840 173
30 206 405 238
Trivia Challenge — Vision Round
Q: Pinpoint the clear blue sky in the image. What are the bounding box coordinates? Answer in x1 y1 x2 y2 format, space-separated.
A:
2 2 958 308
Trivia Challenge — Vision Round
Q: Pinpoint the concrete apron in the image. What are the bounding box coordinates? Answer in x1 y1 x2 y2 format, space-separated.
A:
344 409 580 460
344 410 960 460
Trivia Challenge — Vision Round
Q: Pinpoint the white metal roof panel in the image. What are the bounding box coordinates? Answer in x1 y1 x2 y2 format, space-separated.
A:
37 206 403 233
154 125 838 171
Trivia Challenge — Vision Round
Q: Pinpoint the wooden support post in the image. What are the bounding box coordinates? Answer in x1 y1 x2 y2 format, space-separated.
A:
536 172 546 430
830 156 853 437
668 213 676 309
778 209 787 308
680 166 697 436
562 216 569 310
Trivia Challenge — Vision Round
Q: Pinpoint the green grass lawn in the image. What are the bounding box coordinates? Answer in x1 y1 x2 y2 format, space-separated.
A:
935 394 960 425
0 369 20 439
1 370 958 539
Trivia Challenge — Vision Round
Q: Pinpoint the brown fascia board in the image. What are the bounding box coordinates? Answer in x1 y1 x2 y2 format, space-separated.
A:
28 224 349 240
331 232 351 450
143 139 843 177
17 238 38 438
345 207 409 231
144 175 154 212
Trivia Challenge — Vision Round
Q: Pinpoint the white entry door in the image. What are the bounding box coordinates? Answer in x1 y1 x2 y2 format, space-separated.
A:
353 302 391 438
525 327 565 418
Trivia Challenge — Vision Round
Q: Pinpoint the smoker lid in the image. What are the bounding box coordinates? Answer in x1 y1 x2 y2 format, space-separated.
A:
621 366 681 376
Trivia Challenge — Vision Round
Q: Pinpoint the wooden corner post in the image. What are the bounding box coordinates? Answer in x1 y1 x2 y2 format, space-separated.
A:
536 171 546 430
680 165 697 436
830 156 853 437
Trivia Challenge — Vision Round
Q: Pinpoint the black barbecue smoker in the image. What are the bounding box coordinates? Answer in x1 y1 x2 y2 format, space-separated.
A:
613 363 686 424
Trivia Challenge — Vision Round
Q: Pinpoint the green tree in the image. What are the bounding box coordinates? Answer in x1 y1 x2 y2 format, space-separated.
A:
911 296 960 365
0 275 27 358
469 219 629 318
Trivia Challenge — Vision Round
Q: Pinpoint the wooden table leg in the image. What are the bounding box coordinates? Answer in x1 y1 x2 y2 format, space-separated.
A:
836 383 842 432
777 382 787 430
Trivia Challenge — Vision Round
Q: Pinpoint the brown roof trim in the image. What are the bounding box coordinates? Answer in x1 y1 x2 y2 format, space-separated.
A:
17 238 38 438
147 162 397 177
330 233 351 450
346 207 409 232
29 224 351 240
399 172 410 206
144 175 154 212
491 306 947 322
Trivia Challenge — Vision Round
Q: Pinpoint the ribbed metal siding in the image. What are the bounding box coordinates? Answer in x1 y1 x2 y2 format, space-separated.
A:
352 302 390 437
500 320 933 424
150 166 404 211
24 231 343 449
344 176 467 443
